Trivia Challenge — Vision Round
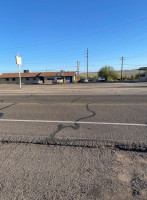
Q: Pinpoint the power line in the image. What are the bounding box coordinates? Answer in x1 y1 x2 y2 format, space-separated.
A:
93 37 147 57
90 26 147 57
0 17 147 51
89 30 147 58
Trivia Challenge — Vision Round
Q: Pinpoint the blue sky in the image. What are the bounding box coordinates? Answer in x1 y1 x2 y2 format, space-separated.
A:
0 0 147 74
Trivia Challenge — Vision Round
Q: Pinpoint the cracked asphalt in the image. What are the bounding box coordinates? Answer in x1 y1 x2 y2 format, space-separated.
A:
0 94 147 199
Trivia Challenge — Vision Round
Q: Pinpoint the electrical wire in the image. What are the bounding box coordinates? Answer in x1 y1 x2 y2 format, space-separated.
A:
0 17 147 51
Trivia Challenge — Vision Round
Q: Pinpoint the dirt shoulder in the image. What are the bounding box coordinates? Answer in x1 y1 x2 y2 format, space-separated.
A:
0 82 147 95
0 143 147 200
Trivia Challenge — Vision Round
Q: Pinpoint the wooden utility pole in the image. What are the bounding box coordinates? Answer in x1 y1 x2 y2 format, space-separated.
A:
87 48 88 80
120 57 125 81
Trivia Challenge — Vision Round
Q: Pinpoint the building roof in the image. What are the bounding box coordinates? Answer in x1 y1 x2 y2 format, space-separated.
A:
39 72 57 77
0 73 41 78
137 67 147 70
39 71 76 77
0 71 76 78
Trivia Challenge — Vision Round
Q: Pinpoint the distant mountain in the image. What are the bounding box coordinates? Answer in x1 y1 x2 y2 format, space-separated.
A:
80 69 138 77
116 70 138 76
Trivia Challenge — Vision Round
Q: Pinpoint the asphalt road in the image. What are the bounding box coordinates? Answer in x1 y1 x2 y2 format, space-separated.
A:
0 95 146 150
0 95 147 200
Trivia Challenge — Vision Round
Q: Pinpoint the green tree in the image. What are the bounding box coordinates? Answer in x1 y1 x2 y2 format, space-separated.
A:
93 75 98 80
98 66 119 81
135 72 146 80
79 74 86 79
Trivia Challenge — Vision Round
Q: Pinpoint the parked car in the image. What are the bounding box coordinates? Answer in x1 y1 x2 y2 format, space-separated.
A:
98 77 106 82
52 77 63 84
88 77 94 82
34 80 43 84
78 78 88 83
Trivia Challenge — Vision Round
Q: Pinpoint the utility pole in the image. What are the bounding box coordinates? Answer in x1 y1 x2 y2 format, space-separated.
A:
87 48 88 80
77 61 80 80
120 57 125 81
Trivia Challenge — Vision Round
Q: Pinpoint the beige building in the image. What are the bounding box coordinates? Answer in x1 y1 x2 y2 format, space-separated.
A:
39 72 76 84
0 71 76 84
0 72 41 84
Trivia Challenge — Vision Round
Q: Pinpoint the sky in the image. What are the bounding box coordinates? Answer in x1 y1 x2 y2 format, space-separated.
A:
0 0 147 74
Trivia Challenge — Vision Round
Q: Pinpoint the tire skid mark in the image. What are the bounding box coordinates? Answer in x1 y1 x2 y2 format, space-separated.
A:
0 103 16 119
49 104 96 140
0 103 16 111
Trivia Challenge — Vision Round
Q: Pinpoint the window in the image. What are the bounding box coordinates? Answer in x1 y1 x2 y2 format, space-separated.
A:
33 77 36 80
57 77 63 80
6 78 9 81
26 77 29 81
47 77 54 80
65 76 70 80
13 78 15 81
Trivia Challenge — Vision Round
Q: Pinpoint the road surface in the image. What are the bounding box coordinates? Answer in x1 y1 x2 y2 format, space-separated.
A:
0 95 147 200
0 95 146 150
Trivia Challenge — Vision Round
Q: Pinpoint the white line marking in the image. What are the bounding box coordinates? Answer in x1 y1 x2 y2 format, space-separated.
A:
0 119 146 127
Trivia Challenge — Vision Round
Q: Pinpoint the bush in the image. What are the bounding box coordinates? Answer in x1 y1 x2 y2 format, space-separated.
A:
98 66 119 81
79 75 86 79
135 72 146 80
93 75 98 80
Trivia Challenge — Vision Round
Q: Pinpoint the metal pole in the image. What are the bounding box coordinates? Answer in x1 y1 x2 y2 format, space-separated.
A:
77 61 80 81
121 57 123 81
18 64 21 88
120 57 125 81
77 61 79 80
87 48 88 80
78 61 80 80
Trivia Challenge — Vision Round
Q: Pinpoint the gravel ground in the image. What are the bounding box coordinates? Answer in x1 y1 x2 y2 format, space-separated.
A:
0 143 147 200
0 82 147 95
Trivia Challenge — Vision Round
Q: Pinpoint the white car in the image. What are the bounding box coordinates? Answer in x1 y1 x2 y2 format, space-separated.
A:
35 80 43 84
78 78 88 83
98 77 106 82
52 77 63 84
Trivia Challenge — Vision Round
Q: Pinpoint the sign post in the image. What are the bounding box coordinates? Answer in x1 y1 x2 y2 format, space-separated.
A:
15 53 22 89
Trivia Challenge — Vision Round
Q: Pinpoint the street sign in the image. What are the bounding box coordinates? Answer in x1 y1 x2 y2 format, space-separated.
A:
15 56 22 65
56 72 64 76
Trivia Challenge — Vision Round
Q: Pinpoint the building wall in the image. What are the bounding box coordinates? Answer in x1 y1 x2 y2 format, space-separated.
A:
139 70 147 82
64 76 75 83
72 76 75 82
0 78 19 84
0 77 40 84
43 76 76 84
139 77 147 81
0 75 76 84
44 77 54 84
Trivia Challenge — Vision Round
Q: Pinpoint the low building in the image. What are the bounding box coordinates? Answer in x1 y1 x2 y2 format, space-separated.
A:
137 67 147 82
39 71 76 84
0 72 41 84
0 71 76 84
